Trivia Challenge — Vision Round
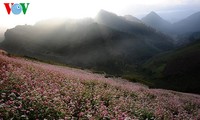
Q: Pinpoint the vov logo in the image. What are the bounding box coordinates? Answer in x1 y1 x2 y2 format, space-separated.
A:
4 3 30 15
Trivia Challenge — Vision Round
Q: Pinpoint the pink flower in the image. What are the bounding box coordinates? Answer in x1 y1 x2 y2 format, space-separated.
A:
79 112 84 117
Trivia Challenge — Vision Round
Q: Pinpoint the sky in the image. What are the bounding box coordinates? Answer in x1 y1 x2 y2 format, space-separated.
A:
0 0 200 31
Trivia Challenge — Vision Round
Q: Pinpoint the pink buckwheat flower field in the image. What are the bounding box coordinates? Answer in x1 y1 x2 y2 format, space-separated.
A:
0 51 200 120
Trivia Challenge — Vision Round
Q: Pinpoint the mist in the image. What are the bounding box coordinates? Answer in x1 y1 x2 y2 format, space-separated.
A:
0 10 174 74
0 0 199 29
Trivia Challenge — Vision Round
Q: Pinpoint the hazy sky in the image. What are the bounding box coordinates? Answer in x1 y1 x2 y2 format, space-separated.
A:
0 0 200 29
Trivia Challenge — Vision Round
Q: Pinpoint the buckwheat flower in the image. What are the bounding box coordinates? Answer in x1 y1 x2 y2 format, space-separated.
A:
9 92 16 98
125 117 131 120
21 115 28 119
0 103 5 108
17 97 22 100
87 114 92 118
102 110 108 116
7 100 14 105
18 104 22 109
0 80 4 84
78 112 84 117
1 93 6 98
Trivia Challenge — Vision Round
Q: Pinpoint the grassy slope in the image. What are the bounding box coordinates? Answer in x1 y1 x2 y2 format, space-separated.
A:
143 40 200 93
0 51 200 119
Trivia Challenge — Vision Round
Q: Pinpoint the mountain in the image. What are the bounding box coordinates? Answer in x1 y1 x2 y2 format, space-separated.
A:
143 39 200 93
141 11 172 34
95 10 146 34
173 11 200 34
0 10 174 76
1 20 134 68
141 11 200 46
95 10 173 51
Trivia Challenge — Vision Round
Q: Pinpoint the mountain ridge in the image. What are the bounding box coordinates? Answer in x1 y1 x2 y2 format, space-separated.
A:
173 11 200 34
141 11 172 34
141 11 200 35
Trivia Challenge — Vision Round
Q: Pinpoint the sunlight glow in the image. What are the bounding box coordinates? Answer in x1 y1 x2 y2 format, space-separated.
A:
0 0 199 28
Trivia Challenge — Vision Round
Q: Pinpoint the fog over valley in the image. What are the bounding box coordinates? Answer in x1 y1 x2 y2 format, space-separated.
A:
0 0 200 119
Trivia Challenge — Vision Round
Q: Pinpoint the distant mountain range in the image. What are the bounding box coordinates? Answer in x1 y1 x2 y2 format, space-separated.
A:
142 11 200 36
0 10 200 93
173 11 200 34
0 10 173 74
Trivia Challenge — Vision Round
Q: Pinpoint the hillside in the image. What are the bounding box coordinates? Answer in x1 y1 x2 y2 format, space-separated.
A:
143 40 200 93
0 51 200 119
175 31 200 46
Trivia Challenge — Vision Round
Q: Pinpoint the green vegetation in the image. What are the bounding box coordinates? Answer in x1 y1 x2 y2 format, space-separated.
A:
143 40 200 93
